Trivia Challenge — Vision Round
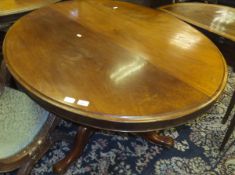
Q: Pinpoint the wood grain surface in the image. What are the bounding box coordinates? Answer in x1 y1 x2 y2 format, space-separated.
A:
0 0 62 16
161 3 235 42
3 0 227 131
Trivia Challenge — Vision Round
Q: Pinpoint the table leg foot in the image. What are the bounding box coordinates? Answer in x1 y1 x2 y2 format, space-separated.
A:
53 126 94 174
140 131 174 148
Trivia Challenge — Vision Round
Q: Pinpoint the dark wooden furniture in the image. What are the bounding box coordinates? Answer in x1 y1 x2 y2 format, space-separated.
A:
160 3 235 42
3 0 227 173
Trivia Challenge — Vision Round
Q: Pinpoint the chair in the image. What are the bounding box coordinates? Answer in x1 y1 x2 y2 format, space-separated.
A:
220 91 235 150
0 68 59 175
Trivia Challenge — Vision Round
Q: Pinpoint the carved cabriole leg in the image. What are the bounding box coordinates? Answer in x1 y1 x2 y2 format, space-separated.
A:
139 131 174 148
17 137 52 175
17 161 34 175
53 126 94 174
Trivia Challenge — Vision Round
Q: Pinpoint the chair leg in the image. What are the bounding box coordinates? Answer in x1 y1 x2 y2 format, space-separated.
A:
17 160 35 175
220 113 235 151
17 137 52 175
222 91 235 124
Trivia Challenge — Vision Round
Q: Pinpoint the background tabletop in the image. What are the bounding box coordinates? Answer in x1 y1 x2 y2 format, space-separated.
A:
161 3 235 42
0 0 62 16
3 0 227 131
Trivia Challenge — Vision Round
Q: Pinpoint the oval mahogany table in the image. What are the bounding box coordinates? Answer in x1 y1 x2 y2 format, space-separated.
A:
160 3 235 42
3 0 227 173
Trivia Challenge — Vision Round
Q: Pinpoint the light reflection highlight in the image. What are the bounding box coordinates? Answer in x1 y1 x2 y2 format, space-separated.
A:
76 33 83 38
64 97 76 103
170 31 201 49
113 6 118 10
70 9 78 17
77 100 90 107
210 9 235 32
110 57 146 82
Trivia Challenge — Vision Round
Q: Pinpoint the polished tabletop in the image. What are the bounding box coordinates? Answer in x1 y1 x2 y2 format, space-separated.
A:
3 0 227 132
0 0 62 16
161 3 235 42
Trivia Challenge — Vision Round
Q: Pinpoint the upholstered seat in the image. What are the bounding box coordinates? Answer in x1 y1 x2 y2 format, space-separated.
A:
0 87 48 159
0 69 57 175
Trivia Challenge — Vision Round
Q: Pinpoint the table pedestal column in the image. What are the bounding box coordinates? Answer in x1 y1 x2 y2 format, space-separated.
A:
53 127 174 174
53 126 94 174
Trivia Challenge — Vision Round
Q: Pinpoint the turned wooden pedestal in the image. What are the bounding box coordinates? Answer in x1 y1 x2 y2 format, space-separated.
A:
53 126 174 174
